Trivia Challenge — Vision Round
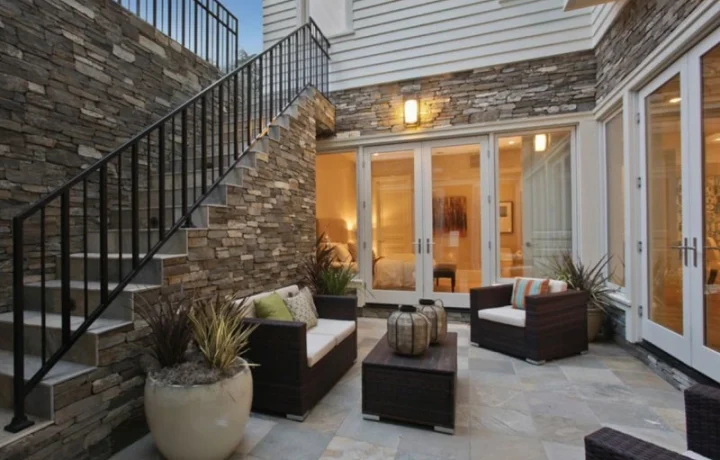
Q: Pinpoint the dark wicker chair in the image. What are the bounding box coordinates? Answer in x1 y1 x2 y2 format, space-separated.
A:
470 283 589 364
243 294 357 420
585 384 720 460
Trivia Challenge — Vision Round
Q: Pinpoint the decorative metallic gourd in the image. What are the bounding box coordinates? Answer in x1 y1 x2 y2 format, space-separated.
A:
387 305 431 356
417 298 448 344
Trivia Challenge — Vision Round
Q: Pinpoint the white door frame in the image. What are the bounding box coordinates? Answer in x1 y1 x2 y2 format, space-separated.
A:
420 136 490 308
638 60 694 365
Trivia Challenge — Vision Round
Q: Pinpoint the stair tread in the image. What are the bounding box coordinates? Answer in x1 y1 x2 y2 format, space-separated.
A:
0 311 131 335
0 408 52 449
25 280 160 292
69 253 187 260
0 349 94 385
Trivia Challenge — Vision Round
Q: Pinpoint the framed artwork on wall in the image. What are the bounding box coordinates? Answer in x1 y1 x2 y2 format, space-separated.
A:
432 196 467 237
499 201 513 234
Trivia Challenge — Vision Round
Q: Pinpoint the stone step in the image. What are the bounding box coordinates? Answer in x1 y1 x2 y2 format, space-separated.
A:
0 349 94 419
89 228 190 254
0 312 131 367
24 280 161 322
63 252 187 285
109 203 214 230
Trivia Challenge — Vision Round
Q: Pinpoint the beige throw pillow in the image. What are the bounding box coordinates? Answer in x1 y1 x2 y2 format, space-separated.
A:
285 287 318 329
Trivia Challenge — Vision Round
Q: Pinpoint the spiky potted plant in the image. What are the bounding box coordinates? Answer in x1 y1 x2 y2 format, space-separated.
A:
301 233 359 312
138 291 257 460
546 253 617 342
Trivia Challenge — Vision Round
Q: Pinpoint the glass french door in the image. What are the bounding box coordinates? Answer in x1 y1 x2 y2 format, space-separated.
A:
640 27 720 381
362 138 489 307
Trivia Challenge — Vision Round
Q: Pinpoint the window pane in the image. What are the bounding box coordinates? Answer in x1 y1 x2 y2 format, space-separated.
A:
316 152 358 272
606 111 625 287
497 130 573 278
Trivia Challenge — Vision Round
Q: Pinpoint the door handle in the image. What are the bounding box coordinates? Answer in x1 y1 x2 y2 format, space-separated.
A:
691 237 698 268
426 238 434 254
412 239 421 254
670 238 697 267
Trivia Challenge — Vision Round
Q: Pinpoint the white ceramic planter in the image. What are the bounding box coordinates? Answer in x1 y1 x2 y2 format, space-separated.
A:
145 359 253 460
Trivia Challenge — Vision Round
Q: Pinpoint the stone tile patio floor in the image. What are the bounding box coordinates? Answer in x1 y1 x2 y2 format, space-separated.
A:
112 318 688 460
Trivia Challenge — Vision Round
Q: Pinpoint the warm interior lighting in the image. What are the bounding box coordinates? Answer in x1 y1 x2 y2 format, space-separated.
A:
404 99 419 125
508 140 516 145
669 97 682 104
534 134 548 152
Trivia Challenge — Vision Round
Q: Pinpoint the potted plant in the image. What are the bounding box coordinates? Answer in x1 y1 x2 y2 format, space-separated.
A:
301 233 358 311
546 253 617 342
137 291 257 460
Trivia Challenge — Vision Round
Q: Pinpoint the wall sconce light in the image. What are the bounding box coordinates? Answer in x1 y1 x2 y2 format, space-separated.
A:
534 133 548 152
404 99 419 125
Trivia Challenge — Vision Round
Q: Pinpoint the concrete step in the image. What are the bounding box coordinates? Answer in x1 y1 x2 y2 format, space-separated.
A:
63 252 187 285
0 407 52 450
89 228 190 255
24 280 161 322
168 144 259 172
0 349 94 419
109 203 215 230
138 183 228 209
152 165 245 192
0 312 131 367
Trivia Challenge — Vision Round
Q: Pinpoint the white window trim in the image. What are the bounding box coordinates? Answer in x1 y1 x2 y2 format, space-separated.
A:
600 106 630 300
297 0 354 38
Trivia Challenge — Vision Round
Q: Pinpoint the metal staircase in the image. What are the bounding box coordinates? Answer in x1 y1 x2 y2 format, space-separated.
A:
4 19 330 434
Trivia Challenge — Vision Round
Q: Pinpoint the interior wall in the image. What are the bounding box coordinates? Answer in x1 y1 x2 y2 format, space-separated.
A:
316 152 357 243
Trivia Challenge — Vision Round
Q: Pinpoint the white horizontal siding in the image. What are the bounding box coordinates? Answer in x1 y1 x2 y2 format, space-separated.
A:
263 0 596 91
591 0 626 46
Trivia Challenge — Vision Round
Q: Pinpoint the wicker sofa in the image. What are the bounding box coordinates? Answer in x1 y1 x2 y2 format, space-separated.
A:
241 285 357 420
585 384 720 460
470 280 589 364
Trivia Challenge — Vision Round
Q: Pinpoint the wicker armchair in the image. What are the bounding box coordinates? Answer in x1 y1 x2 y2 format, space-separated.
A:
585 384 720 460
243 294 357 420
470 282 589 364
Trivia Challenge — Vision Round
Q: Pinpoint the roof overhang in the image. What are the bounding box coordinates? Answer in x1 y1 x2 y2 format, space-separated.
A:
563 0 615 11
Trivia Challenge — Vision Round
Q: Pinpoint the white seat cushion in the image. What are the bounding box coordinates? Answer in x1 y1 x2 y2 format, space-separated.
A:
684 451 711 460
306 333 336 367
477 305 526 328
309 319 356 345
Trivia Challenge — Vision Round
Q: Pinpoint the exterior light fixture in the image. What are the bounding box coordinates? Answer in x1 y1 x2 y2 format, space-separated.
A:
404 99 419 125
534 133 548 152
669 97 681 104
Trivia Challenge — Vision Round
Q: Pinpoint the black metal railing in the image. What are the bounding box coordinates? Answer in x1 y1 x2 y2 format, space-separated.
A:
5 20 330 433
112 0 240 71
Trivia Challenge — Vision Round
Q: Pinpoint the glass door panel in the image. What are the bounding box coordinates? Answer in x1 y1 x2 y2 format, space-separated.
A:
646 75 685 336
364 146 423 305
496 130 573 279
421 140 486 307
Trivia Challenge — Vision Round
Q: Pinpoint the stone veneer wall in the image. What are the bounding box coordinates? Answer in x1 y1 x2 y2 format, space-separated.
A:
595 0 705 102
329 50 597 136
2 90 334 460
0 0 223 313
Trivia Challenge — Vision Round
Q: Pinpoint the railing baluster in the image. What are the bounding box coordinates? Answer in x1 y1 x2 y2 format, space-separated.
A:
61 191 71 346
158 125 166 238
147 135 152 249
259 58 263 129
193 102 198 201
117 154 123 283
83 180 88 319
234 72 239 160
246 66 251 145
201 95 208 194
99 165 108 306
132 144 139 267
181 109 189 223
172 117 176 225
219 83 224 175
40 208 46 365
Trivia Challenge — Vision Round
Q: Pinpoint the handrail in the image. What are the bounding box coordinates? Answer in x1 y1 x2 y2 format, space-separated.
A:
112 0 240 71
5 20 331 433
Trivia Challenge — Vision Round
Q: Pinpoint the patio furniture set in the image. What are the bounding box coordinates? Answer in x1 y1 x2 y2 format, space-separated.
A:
242 278 720 460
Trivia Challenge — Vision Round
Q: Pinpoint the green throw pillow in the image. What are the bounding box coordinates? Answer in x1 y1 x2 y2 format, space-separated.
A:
254 293 293 321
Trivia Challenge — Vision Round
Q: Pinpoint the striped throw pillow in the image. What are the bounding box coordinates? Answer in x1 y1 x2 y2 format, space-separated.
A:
511 278 550 310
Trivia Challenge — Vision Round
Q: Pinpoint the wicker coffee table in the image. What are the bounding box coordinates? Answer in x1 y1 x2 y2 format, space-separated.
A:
362 332 457 434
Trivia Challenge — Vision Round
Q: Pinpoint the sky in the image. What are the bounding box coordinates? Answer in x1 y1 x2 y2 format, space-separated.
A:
224 0 264 55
